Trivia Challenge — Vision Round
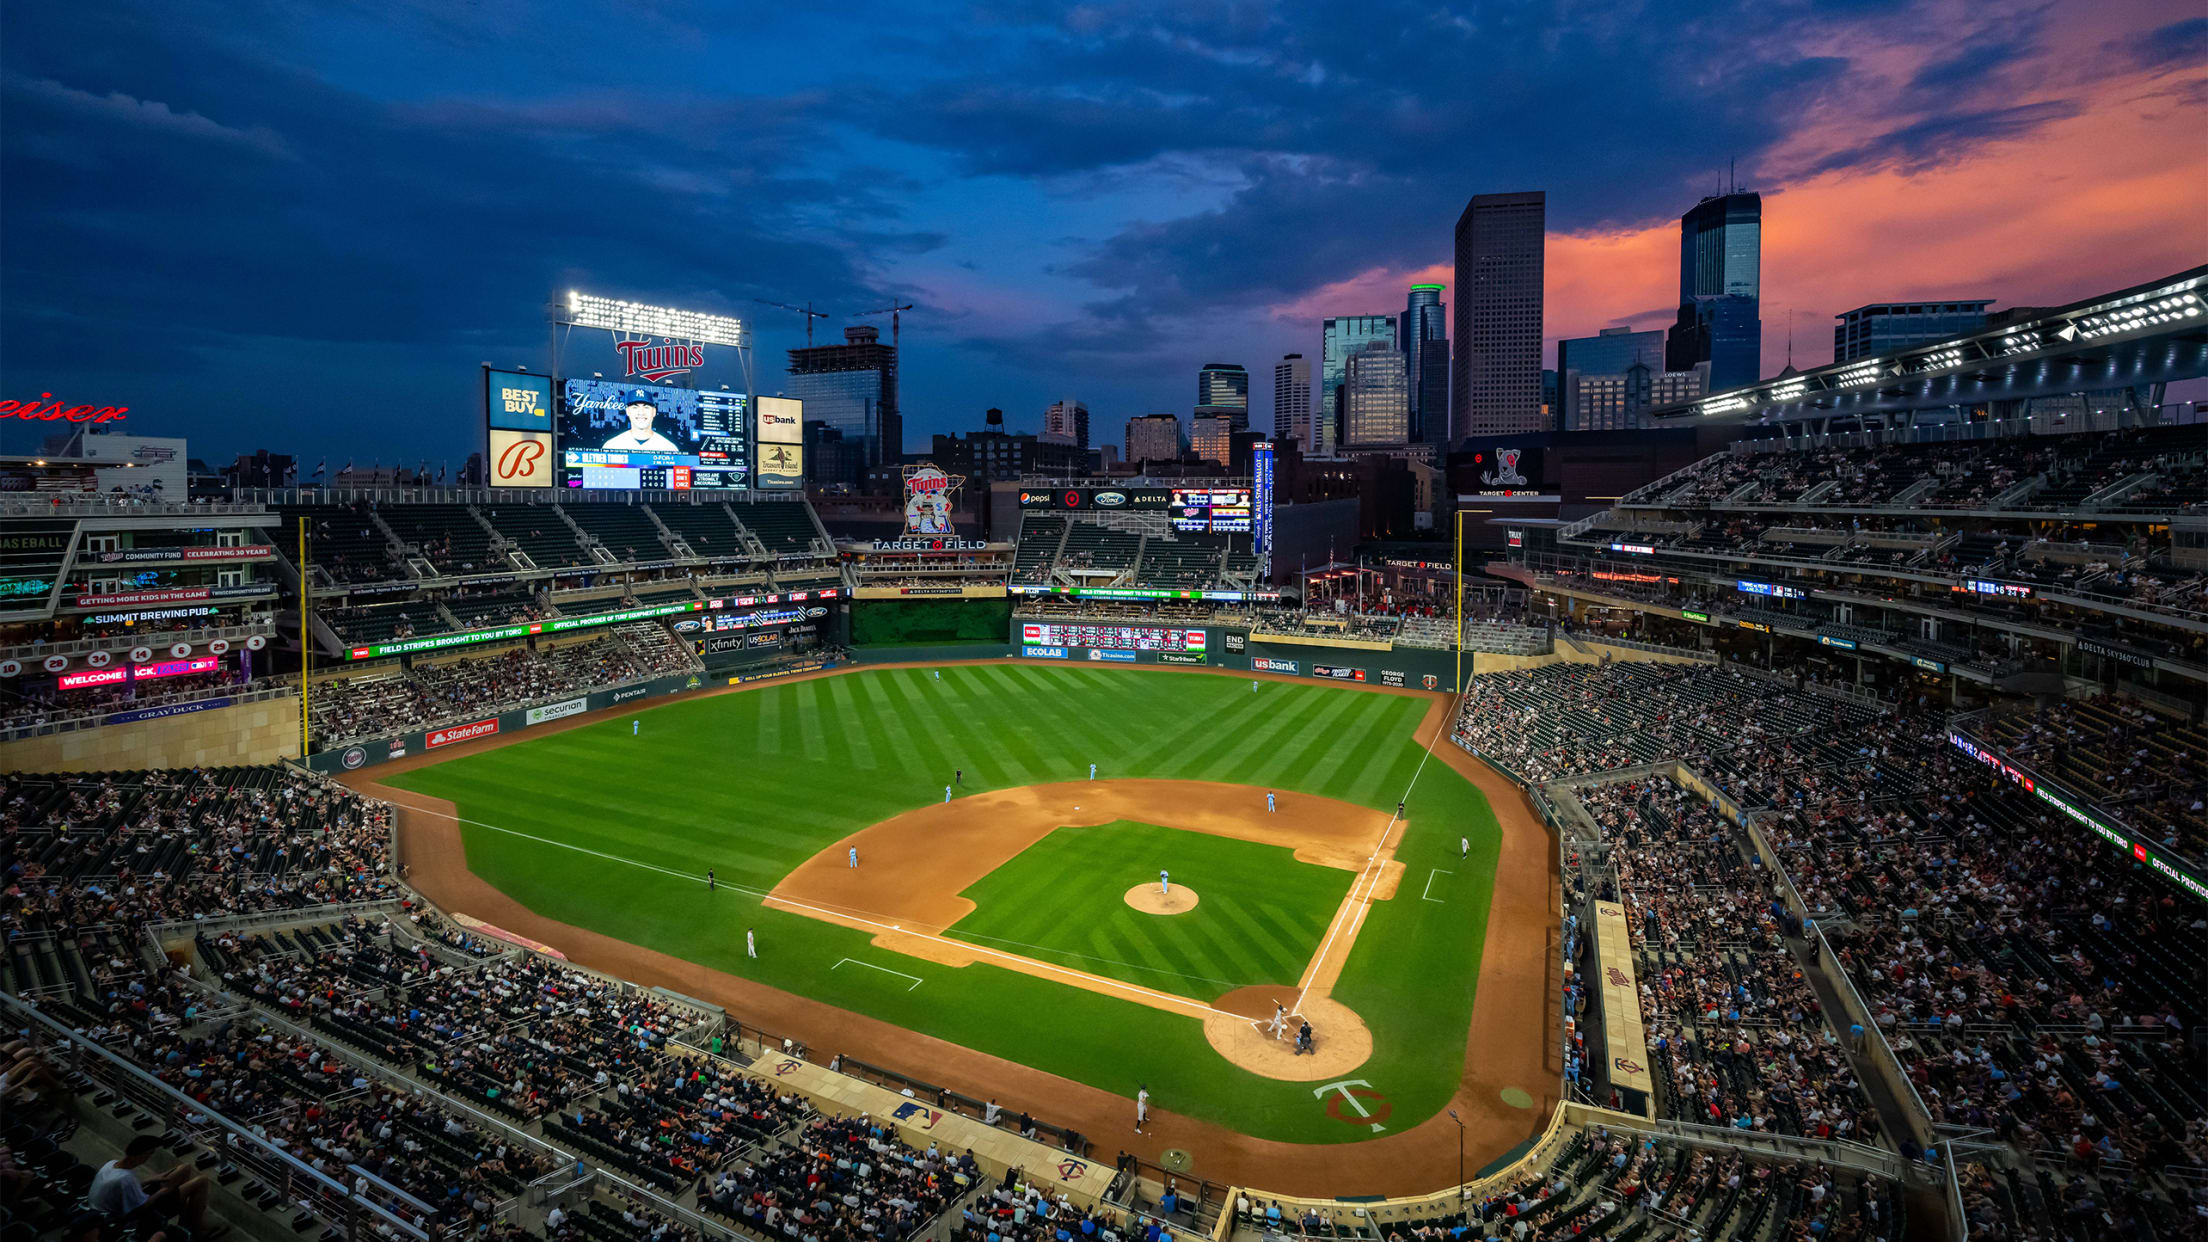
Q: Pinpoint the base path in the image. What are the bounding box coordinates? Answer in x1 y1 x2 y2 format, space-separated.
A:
356 658 1558 1196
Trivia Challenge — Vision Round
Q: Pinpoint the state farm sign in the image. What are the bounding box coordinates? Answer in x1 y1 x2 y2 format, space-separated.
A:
426 718 501 748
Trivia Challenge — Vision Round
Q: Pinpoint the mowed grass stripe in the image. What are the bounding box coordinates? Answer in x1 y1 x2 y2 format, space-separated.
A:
825 677 880 768
387 665 1503 1146
1301 694 1405 792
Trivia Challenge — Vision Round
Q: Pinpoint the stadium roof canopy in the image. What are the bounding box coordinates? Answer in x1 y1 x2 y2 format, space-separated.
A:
1653 264 2208 425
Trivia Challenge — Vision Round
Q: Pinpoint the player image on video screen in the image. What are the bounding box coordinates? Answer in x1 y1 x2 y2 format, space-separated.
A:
601 395 680 452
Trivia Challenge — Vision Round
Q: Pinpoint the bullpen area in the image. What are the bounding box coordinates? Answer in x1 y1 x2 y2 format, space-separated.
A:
362 662 1556 1191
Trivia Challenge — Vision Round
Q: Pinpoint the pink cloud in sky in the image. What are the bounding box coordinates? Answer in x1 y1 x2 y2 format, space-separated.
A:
1271 26 2207 378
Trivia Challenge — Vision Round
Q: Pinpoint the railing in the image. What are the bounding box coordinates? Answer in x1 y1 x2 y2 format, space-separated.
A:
0 682 295 744
0 618 277 662
0 989 430 1242
0 497 270 517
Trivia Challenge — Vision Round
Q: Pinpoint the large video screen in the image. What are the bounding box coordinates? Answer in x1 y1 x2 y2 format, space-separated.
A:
1170 487 1253 533
559 379 749 490
1020 622 1206 652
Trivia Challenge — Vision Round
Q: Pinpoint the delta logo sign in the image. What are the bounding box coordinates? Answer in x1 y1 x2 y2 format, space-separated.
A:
616 338 705 383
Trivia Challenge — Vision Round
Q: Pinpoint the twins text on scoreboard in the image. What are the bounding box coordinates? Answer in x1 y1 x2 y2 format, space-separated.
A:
1020 623 1207 653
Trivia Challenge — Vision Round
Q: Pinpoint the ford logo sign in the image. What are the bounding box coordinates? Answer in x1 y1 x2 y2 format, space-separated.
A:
804 607 828 618
1094 492 1127 507
674 619 703 632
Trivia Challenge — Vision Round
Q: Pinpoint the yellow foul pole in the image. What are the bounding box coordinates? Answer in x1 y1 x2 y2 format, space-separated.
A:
1453 508 1465 692
298 516 310 759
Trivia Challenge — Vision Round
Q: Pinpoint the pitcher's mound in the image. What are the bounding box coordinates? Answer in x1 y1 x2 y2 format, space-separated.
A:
1124 884 1199 915
1203 986 1372 1080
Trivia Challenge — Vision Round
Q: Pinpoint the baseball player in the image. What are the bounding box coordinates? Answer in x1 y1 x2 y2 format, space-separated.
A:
1159 869 1170 897
601 396 680 452
1266 790 1276 813
1135 1086 1150 1134
632 719 639 736
1251 679 1257 692
706 867 715 891
1267 1001 1288 1040
944 784 952 803
1460 836 1470 859
1089 762 1097 780
933 669 941 681
745 928 757 959
848 847 858 869
955 768 962 786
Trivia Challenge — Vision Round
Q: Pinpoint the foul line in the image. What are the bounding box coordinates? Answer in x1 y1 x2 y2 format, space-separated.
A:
374 791 1247 1022
833 958 922 991
1291 683 1471 1017
1422 869 1453 902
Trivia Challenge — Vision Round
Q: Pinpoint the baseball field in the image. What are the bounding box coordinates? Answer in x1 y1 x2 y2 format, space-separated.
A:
368 662 1555 1181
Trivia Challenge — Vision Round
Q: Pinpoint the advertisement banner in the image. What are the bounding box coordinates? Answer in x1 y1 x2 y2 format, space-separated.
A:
107 697 234 726
729 660 835 685
524 697 589 726
1016 487 1172 510
1312 664 1366 681
1022 645 1069 659
1223 632 1247 654
93 546 275 564
1379 669 1406 687
426 718 501 749
1251 657 1299 674
1157 651 1206 665
485 368 553 433
1086 649 1137 663
490 428 555 489
58 667 130 690
757 396 802 443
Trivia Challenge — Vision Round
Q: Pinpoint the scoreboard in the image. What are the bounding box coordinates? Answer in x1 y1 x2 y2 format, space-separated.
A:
1020 623 1206 652
1171 487 1253 533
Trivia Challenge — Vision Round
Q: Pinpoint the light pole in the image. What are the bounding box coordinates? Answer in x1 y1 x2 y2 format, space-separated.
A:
1447 1108 1465 1217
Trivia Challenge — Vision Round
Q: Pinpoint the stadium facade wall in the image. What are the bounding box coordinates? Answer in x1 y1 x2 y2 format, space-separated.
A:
1471 639 1710 675
2 693 301 772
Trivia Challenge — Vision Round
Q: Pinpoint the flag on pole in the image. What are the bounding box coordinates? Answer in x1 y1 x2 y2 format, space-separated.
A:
312 458 327 478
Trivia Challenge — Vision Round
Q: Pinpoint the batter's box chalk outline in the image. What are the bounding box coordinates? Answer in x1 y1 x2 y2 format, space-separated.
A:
1421 868 1453 902
833 957 924 990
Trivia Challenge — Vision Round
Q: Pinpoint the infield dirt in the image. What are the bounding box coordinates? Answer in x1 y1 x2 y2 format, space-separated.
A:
354 659 1558 1196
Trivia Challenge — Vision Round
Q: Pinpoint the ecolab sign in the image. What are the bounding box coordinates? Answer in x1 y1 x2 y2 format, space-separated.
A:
426 718 501 749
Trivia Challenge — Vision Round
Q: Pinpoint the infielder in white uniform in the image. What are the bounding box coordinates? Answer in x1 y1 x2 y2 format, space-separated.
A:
745 928 757 958
1135 1086 1150 1134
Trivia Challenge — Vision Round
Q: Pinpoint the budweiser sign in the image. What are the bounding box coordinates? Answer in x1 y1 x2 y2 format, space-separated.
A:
0 393 129 424
616 338 703 382
426 718 501 749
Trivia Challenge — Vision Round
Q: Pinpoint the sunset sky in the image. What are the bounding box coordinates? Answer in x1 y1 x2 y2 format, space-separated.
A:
2 0 2202 465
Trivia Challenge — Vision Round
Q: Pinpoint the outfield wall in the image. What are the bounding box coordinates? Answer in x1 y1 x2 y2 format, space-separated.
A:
300 663 835 775
1012 623 1470 690
2 691 300 772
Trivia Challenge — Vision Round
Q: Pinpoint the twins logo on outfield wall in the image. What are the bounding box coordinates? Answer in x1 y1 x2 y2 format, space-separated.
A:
341 747 367 770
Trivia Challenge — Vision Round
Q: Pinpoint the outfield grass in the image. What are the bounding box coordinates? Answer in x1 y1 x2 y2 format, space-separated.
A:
385 664 1502 1144
946 820 1354 1000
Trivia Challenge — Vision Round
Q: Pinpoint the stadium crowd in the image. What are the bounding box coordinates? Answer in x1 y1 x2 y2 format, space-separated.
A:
309 636 688 746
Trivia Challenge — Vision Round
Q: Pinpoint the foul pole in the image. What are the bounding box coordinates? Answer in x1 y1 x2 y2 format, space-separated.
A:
1453 508 1465 690
298 516 310 759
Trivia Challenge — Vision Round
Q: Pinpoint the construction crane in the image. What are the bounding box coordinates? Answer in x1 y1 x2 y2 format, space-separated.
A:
750 299 830 346
855 303 916 349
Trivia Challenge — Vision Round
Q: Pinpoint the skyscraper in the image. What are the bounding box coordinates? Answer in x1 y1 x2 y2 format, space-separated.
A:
1400 284 1449 445
1195 363 1250 431
1042 399 1090 448
1274 354 1312 449
1344 341 1410 446
1557 325 1664 378
1832 301 1993 363
787 324 899 467
1665 191 1761 391
1451 191 1546 439
1124 414 1182 466
1321 315 1397 455
1191 412 1233 465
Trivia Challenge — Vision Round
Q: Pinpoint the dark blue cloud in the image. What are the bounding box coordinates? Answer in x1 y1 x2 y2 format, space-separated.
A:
0 0 2181 464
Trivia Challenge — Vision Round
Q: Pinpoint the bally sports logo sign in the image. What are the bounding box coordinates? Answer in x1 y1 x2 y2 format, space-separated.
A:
426 718 501 749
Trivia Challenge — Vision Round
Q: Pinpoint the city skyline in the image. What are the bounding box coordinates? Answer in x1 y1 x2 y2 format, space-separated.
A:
2 1 2202 465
